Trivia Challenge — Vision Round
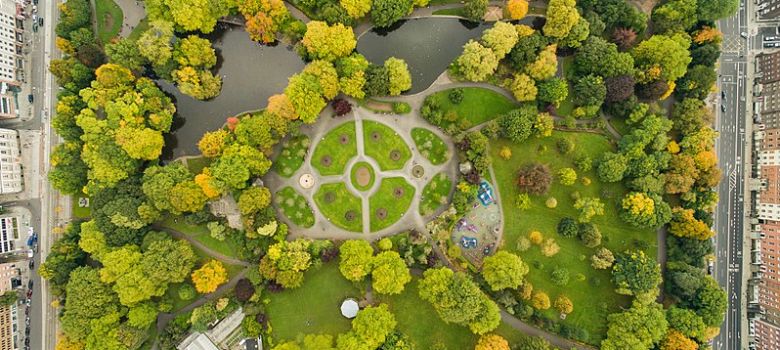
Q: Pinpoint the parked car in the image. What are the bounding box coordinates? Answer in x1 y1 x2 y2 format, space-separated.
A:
721 104 727 112
26 289 31 298
765 36 780 41
26 94 32 103
37 17 42 26
28 259 33 269
722 91 726 99
708 260 714 275
27 280 32 289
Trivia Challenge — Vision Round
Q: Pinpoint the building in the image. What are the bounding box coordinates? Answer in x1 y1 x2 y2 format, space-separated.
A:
755 318 780 350
0 262 19 293
0 129 21 194
0 303 18 350
759 0 780 20
0 0 22 86
178 308 260 350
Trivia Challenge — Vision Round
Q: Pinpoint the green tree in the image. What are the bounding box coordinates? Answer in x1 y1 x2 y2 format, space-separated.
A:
371 251 411 295
238 186 272 216
339 240 375 282
49 142 88 195
481 251 528 291
651 0 697 34
136 20 175 68
464 0 488 22
146 0 231 33
341 304 397 348
691 277 727 327
418 267 501 334
537 78 568 107
60 267 120 341
142 163 193 214
696 0 738 21
666 306 706 341
597 152 628 183
543 0 580 39
259 239 312 288
632 34 692 82
481 21 519 59
498 107 535 142
675 65 717 100
384 57 412 96
612 250 661 297
105 38 146 71
371 0 414 28
455 40 499 82
127 302 158 329
40 223 86 296
601 301 668 350
573 197 604 223
573 36 634 78
573 75 606 107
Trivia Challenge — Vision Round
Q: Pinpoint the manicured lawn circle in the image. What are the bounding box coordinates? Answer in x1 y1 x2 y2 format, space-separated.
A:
311 122 358 176
314 182 363 232
362 120 412 171
350 161 376 191
419 172 452 216
491 131 656 343
274 186 316 228
411 128 449 165
369 177 415 232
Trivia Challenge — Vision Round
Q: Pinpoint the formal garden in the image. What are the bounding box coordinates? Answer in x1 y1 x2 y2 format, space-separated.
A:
42 0 735 349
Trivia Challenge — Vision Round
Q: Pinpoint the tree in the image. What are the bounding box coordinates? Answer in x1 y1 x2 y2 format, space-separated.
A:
384 57 412 96
40 224 86 296
612 27 637 50
137 20 175 68
142 163 193 214
516 163 552 195
604 75 635 103
191 260 228 294
540 238 560 257
696 0 738 21
259 239 312 288
499 107 535 142
669 208 713 240
573 75 606 107
481 21 518 59
534 113 554 137
691 43 721 67
246 12 276 43
481 251 528 291
302 21 356 61
557 217 578 238
578 222 602 248
55 0 91 39
285 71 327 124
543 0 580 39
514 337 553 350
475 334 510 350
531 291 550 310
632 34 692 82
371 251 412 295
574 36 634 78
573 197 604 223
174 35 217 69
238 186 272 215
49 142 88 195
667 306 706 341
667 235 713 268
506 0 528 20
418 268 501 334
464 0 488 21
612 250 661 296
508 32 548 70
601 301 668 350
671 98 713 135
691 277 727 327
620 192 657 227
651 0 697 34
343 304 397 348
525 45 557 81
105 38 145 71
339 240 374 282
509 73 537 102
661 330 698 350
341 0 372 18
128 302 158 329
537 78 568 107
597 152 628 183
371 0 414 28
198 129 232 158
591 247 615 269
554 295 573 314
558 14 590 49
455 40 499 82
557 168 577 186
60 267 120 341
146 0 231 33
675 65 717 100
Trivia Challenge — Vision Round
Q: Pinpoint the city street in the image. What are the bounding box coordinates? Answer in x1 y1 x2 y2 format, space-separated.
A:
714 4 748 350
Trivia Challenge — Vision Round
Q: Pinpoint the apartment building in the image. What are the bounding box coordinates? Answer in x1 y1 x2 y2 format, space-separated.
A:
0 129 21 194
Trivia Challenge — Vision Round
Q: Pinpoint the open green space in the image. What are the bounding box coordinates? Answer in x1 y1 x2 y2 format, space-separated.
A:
350 161 376 192
490 131 657 343
273 134 310 178
159 217 243 260
266 263 362 341
556 56 575 117
128 17 149 41
95 0 123 43
184 156 211 175
311 122 357 176
314 182 363 232
274 187 315 228
424 87 516 131
411 128 449 165
607 117 631 136
72 196 91 219
362 121 412 171
368 177 415 232
419 172 452 216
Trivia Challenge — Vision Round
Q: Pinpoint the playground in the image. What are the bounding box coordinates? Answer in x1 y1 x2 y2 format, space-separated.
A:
451 180 502 266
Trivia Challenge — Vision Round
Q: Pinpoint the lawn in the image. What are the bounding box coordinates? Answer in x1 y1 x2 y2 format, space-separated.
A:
608 117 631 136
266 263 362 342
350 161 375 192
314 182 363 232
128 17 148 41
368 177 415 232
72 196 91 219
490 131 656 344
273 134 310 178
362 121 412 171
556 56 575 117
419 172 452 216
184 156 211 175
95 0 123 43
311 122 357 176
159 216 243 260
274 187 315 228
424 87 517 131
411 128 449 165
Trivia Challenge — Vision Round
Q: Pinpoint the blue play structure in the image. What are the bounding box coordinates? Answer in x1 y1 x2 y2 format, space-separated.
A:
460 236 478 249
478 180 494 206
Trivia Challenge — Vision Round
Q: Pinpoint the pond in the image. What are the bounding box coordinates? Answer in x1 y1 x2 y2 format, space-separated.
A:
160 25 305 159
357 18 491 94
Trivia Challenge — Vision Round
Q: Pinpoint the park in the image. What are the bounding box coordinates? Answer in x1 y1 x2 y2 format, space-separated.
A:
43 0 733 349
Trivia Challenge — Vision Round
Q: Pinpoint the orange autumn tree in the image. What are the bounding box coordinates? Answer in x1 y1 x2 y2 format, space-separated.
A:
239 0 290 44
246 13 276 43
506 0 528 20
267 94 298 120
661 330 698 350
475 334 510 350
192 260 228 294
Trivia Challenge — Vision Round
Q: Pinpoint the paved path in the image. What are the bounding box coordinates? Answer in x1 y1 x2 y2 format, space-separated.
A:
152 224 251 267
115 0 145 37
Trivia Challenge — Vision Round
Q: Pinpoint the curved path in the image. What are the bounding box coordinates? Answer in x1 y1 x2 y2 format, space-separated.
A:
152 224 251 267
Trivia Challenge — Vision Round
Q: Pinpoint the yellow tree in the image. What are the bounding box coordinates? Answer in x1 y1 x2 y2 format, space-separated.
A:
669 208 713 240
194 172 222 199
198 129 231 158
246 12 276 43
191 260 228 294
525 44 558 80
267 94 298 120
554 295 573 314
340 0 372 18
506 0 528 20
662 330 699 350
543 0 579 39
301 21 357 62
475 334 510 350
531 291 550 310
509 73 537 101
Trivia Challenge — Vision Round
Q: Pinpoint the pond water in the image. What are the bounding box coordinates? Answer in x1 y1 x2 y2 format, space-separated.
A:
160 25 305 159
357 18 491 94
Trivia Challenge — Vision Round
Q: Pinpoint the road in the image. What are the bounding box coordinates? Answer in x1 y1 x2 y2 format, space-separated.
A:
714 4 749 350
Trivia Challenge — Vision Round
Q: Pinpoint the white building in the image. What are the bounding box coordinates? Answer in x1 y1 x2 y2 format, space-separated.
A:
0 129 21 194
0 216 20 255
0 0 21 86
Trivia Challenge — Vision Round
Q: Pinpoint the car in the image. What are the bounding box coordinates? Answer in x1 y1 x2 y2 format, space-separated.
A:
37 17 42 26
708 260 714 275
27 280 32 289
766 36 780 41
28 259 33 269
24 299 29 307
722 105 727 112
722 91 726 99
26 94 32 103
26 289 31 298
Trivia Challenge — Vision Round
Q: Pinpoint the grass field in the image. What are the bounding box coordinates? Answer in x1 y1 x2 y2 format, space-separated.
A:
419 172 452 216
363 121 412 171
159 217 243 259
411 128 449 165
424 87 517 131
72 196 91 219
95 0 123 43
311 122 357 176
350 161 375 192
128 17 148 41
314 182 363 232
368 177 415 232
273 134 310 178
274 187 315 228
556 56 575 117
490 131 656 344
266 263 362 342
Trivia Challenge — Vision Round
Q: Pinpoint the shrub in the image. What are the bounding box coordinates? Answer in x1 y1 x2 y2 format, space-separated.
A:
574 153 592 171
554 295 573 314
516 193 531 210
529 231 543 245
590 247 614 269
550 267 569 286
556 137 575 154
499 146 512 160
557 168 577 186
178 284 196 301
578 223 602 248
516 236 531 252
377 237 393 251
581 177 592 186
392 101 411 114
557 217 578 238
545 197 557 208
448 88 464 104
332 98 352 116
540 238 560 257
531 291 550 310
516 163 552 195
517 281 533 300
